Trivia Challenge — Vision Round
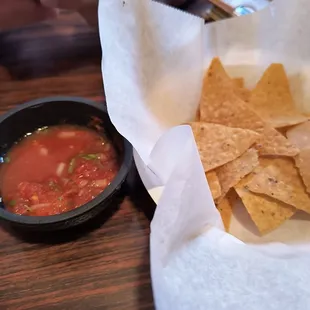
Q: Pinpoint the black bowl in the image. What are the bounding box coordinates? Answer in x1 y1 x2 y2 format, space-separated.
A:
0 96 133 233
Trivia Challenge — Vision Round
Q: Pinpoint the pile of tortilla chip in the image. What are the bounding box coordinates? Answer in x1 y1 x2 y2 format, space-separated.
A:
191 57 310 235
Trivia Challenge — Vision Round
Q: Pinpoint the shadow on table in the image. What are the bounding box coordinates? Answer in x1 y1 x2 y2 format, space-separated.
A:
1 194 123 245
137 246 155 310
1 163 156 245
126 164 157 222
126 167 156 310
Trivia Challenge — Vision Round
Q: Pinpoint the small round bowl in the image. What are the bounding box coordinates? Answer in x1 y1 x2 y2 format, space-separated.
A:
0 96 133 232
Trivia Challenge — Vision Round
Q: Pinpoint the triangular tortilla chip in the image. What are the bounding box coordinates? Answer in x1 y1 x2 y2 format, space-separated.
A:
286 121 310 193
199 58 264 132
286 121 310 149
216 148 259 202
235 172 296 235
258 125 299 156
246 157 310 214
249 64 307 128
216 190 238 232
190 122 259 172
206 170 221 200
199 58 298 156
295 149 310 194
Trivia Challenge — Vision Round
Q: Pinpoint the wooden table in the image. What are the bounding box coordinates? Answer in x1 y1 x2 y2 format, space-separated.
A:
0 12 155 310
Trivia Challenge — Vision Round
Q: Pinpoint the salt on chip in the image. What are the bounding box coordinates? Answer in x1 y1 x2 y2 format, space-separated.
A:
249 64 307 128
246 157 310 214
235 172 296 235
216 190 238 232
206 170 221 200
295 149 310 194
199 58 298 157
216 148 259 201
190 122 259 172
286 121 310 149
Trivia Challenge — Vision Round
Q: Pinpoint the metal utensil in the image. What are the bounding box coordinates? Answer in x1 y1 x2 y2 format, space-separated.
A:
209 0 269 16
186 0 270 22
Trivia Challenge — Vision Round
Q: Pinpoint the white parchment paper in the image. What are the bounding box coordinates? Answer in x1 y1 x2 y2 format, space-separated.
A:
98 0 310 309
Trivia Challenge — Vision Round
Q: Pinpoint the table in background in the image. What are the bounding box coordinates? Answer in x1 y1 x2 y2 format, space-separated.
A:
0 12 155 310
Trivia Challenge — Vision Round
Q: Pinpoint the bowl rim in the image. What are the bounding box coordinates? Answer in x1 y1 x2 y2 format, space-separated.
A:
0 96 133 226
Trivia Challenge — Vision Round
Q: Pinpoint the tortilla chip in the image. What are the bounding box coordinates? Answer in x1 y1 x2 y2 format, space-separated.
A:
246 157 310 214
286 121 310 192
199 58 298 157
235 172 296 235
206 170 221 200
235 87 251 103
286 121 310 149
249 64 307 128
190 122 259 172
216 148 259 201
233 77 251 102
258 156 276 168
199 58 264 132
257 125 299 156
295 149 310 194
216 190 238 232
233 77 244 88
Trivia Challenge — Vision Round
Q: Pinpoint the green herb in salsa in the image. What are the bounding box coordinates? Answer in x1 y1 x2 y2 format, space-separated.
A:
80 154 100 160
9 200 16 206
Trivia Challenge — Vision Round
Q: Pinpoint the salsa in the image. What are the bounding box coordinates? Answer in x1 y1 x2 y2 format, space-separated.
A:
0 125 119 216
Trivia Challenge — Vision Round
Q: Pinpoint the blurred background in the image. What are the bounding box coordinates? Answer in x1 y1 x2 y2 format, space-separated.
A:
159 0 271 21
0 0 271 83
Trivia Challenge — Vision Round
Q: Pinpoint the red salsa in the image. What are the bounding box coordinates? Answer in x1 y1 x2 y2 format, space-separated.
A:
0 125 120 216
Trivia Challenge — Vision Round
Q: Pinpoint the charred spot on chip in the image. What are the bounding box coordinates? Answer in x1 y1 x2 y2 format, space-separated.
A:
268 177 278 184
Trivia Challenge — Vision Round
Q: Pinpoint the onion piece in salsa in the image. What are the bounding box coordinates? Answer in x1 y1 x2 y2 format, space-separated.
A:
0 125 120 216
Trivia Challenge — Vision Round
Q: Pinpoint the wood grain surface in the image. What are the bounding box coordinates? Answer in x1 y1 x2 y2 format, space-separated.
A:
0 11 155 310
